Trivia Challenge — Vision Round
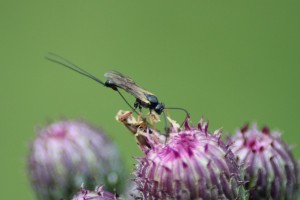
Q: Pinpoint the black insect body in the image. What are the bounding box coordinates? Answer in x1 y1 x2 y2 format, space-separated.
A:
135 94 164 115
46 53 189 132
46 53 168 116
104 70 165 115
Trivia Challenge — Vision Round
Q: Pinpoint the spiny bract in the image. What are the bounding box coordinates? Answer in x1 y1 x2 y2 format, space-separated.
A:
72 185 121 200
28 120 126 200
228 124 299 200
132 117 247 200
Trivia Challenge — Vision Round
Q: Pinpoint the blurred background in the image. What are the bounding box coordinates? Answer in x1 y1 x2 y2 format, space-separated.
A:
1 1 300 199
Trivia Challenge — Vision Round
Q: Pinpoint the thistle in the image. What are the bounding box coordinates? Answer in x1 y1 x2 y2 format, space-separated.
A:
127 116 246 199
28 120 126 200
72 185 121 200
228 124 299 199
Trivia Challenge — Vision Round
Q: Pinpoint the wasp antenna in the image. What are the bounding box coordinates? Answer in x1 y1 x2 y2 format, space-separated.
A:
165 107 189 128
46 52 105 86
164 107 190 118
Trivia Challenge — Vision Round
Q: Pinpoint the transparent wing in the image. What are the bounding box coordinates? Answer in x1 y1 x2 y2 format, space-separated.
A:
104 70 154 104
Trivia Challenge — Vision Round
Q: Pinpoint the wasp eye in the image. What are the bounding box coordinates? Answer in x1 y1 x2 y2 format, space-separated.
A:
155 103 164 114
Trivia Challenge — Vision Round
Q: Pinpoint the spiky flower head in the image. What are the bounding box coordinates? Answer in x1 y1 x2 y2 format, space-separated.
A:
28 120 126 200
228 124 299 199
130 116 246 200
72 185 121 200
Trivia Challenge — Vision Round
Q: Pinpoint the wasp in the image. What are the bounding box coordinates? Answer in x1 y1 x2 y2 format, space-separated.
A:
104 70 165 115
46 53 189 129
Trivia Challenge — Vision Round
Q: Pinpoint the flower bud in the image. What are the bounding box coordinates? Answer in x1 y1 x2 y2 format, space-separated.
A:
28 120 125 200
228 124 299 199
131 116 247 199
72 185 121 200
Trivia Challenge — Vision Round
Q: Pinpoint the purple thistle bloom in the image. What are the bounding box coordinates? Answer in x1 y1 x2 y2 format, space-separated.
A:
28 120 126 200
228 124 299 199
131 117 247 200
72 185 121 200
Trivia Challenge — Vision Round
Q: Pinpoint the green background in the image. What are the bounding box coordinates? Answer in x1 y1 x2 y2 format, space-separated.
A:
1 1 300 199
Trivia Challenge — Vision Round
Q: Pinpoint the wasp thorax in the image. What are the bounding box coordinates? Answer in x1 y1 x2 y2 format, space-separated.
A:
145 94 159 105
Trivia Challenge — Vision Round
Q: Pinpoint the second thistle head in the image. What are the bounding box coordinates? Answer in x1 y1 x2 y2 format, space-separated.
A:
28 120 126 200
228 124 299 199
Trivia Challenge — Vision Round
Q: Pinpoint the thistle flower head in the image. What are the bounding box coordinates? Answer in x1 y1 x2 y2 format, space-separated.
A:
28 120 126 200
228 124 299 199
72 185 121 200
130 116 246 199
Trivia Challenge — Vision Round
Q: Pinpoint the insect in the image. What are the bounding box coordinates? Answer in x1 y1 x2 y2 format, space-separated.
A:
104 70 165 115
46 53 189 130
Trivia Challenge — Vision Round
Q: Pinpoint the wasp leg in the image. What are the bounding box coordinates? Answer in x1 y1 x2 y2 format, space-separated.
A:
133 101 139 111
134 100 143 114
133 101 143 116
148 109 157 131
116 90 139 115
137 112 144 127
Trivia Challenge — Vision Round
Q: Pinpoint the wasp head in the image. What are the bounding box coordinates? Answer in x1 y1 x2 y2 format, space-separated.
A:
154 103 165 115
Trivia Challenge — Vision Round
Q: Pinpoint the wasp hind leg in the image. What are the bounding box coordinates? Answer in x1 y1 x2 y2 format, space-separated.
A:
133 100 143 113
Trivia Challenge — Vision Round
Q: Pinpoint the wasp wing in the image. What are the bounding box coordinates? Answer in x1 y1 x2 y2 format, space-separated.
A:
104 70 154 105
